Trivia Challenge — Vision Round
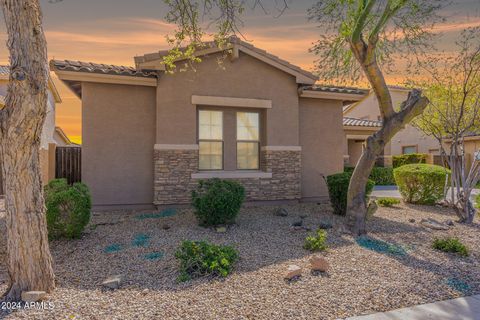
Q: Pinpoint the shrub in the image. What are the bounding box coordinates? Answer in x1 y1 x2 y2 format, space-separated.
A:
327 172 375 216
304 229 328 252
475 193 480 209
44 179 91 239
377 197 401 207
433 237 469 257
175 240 239 282
191 178 245 227
392 153 427 168
344 166 395 185
393 164 449 205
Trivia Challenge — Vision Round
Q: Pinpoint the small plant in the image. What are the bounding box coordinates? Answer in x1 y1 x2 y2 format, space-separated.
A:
327 172 375 215
175 240 239 282
433 237 469 257
303 229 328 252
44 178 91 239
377 197 401 207
191 178 245 226
394 164 449 205
475 193 480 209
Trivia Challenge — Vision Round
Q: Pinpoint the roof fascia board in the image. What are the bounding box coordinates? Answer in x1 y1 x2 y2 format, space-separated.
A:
54 70 157 87
192 95 272 109
300 90 366 101
344 125 381 131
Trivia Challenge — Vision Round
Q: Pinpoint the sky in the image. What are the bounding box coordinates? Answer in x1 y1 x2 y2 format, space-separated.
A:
1 0 480 144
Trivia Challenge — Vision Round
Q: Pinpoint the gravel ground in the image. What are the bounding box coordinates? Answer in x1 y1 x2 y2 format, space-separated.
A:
0 200 479 319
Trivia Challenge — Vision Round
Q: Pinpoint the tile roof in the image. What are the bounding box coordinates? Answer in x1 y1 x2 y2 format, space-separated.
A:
343 117 382 127
135 36 318 81
302 85 368 96
50 60 158 78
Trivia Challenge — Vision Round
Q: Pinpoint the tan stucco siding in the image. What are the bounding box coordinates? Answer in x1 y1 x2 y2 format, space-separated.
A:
82 82 156 207
156 52 299 146
390 125 439 154
299 98 344 200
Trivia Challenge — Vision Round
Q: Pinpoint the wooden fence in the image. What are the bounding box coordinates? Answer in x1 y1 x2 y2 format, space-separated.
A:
55 146 81 184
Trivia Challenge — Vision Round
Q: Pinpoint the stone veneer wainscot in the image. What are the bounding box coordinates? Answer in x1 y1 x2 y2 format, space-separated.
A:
154 145 301 206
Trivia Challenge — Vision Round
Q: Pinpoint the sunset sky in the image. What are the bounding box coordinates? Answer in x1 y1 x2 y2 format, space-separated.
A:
1 0 480 144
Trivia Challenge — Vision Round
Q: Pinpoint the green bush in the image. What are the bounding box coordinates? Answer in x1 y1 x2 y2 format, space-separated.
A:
327 172 375 216
191 178 245 227
377 197 401 207
392 153 427 168
475 193 480 209
44 179 91 239
393 164 449 205
304 229 328 252
175 240 239 282
433 237 469 257
344 166 395 185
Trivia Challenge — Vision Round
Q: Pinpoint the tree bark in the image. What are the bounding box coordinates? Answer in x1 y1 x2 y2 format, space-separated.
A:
0 0 55 301
347 90 429 236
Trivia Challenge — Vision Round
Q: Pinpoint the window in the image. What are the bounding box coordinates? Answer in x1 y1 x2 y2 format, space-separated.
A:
198 110 223 170
237 112 259 169
402 145 417 154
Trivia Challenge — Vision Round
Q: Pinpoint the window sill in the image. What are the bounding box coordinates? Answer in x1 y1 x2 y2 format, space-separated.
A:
191 171 272 179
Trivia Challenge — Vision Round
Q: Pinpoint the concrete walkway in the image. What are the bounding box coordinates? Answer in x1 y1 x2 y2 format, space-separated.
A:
346 295 480 320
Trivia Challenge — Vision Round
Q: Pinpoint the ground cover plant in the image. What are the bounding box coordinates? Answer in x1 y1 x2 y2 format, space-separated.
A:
377 197 401 207
433 237 469 257
175 240 239 282
304 229 328 252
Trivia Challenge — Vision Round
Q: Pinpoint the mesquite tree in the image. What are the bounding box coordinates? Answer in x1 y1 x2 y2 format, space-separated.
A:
413 27 480 223
308 0 445 235
0 0 55 300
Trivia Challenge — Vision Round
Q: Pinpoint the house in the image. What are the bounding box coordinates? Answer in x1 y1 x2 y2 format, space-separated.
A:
54 126 74 146
0 65 63 192
343 86 439 167
50 37 368 209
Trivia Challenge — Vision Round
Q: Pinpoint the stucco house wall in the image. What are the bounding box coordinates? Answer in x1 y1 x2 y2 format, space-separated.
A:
82 83 156 207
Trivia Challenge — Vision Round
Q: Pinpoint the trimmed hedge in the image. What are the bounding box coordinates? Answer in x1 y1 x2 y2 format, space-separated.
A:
393 164 449 205
327 172 375 216
44 178 91 239
392 153 427 168
191 178 245 226
345 166 395 185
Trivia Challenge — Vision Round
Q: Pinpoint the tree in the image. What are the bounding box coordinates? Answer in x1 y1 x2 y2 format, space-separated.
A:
0 0 55 300
308 0 445 235
413 27 480 223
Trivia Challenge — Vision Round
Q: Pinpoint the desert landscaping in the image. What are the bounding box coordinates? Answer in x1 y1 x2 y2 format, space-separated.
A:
0 199 478 319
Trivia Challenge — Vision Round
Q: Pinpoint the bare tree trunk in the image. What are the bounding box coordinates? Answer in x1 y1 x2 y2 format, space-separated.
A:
0 0 55 300
347 91 429 236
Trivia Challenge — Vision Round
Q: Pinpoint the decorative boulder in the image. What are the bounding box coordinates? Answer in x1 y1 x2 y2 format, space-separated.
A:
102 275 122 289
284 265 302 280
309 255 330 272
420 218 449 230
275 208 289 217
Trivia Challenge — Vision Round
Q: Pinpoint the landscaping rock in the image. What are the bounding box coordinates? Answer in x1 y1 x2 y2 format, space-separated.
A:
284 265 302 280
216 226 227 233
420 218 449 230
291 219 303 227
102 275 122 289
445 219 455 226
162 224 170 230
319 221 333 229
275 208 288 217
21 291 46 303
409 218 416 223
309 255 330 272
337 224 351 235
366 200 378 219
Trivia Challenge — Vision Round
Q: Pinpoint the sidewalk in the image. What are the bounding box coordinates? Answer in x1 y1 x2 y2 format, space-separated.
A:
346 295 480 320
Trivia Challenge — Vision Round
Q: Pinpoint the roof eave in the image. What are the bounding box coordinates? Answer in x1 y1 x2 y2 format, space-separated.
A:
299 89 366 101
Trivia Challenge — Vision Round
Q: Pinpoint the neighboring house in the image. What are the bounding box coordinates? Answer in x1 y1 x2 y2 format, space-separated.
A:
343 86 439 167
0 65 62 191
50 37 367 209
54 126 73 146
343 117 382 167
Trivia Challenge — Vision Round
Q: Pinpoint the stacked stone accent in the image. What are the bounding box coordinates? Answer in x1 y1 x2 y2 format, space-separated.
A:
153 147 301 205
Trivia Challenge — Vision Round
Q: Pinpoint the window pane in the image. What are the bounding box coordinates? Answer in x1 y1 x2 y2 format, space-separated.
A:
199 141 223 170
237 142 259 169
199 110 223 140
237 112 259 141
402 146 417 154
